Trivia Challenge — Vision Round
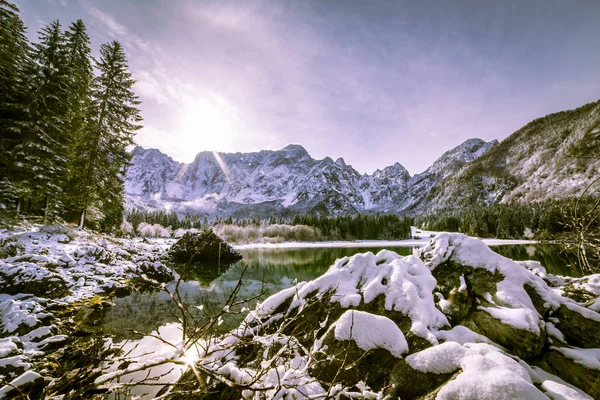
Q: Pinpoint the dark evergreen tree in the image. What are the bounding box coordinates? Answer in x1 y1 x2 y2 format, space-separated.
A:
63 19 93 215
72 41 141 229
12 20 73 222
0 0 34 211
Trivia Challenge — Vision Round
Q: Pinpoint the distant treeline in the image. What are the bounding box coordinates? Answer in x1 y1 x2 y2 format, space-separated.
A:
290 214 413 241
414 198 599 239
124 209 413 241
125 198 598 241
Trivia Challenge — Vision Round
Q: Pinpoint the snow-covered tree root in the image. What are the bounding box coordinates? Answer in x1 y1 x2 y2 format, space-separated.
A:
166 233 600 399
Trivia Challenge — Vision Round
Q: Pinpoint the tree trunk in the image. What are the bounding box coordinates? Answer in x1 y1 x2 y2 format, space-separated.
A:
43 195 49 224
16 197 22 214
78 208 86 230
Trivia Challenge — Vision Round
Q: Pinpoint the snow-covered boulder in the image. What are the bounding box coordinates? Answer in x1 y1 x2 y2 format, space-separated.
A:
176 233 600 399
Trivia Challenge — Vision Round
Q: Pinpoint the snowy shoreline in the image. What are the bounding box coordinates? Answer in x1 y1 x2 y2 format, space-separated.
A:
0 225 176 397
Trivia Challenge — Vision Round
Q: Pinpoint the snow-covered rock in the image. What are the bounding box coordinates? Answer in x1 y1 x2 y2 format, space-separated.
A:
0 225 176 397
177 233 600 399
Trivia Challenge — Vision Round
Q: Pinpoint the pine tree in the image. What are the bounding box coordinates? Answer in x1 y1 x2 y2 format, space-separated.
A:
73 40 141 229
13 20 73 222
0 0 34 211
63 19 93 218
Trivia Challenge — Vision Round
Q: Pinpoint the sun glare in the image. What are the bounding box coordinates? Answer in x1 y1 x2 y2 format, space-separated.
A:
177 97 239 157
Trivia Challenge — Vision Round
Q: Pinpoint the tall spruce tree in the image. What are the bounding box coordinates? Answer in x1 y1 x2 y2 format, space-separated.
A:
0 0 34 211
13 20 73 221
73 40 141 229
63 19 93 218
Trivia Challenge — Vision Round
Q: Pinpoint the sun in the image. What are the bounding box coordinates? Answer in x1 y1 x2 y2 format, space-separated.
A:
177 96 239 154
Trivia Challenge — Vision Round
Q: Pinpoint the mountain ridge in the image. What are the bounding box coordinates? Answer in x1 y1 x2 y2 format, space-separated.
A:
125 138 496 217
125 99 600 217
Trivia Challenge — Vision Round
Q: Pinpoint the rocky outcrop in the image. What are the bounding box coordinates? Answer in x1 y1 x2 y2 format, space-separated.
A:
168 229 242 263
174 233 600 399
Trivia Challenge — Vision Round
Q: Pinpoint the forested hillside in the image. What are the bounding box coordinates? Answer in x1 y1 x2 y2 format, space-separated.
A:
0 0 140 230
420 100 600 212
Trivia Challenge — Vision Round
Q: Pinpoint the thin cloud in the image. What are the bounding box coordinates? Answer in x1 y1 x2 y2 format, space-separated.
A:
17 0 600 175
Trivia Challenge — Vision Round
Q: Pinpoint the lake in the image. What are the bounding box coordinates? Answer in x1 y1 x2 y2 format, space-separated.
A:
81 242 576 397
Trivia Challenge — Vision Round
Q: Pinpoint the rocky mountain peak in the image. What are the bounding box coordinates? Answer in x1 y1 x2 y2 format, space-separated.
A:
335 157 347 168
125 138 495 217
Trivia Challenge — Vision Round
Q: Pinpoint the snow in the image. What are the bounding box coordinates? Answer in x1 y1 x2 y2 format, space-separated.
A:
0 339 18 358
125 140 497 216
552 346 600 370
251 249 449 344
408 342 547 399
0 355 30 371
479 306 541 334
546 322 565 343
0 371 42 399
234 236 536 250
234 239 429 250
0 296 50 334
332 310 408 358
531 367 594 400
0 224 175 391
435 325 499 347
406 341 467 374
419 233 600 336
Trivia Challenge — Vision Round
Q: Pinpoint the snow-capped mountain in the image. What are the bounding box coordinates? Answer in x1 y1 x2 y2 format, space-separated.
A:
125 139 495 217
125 99 600 217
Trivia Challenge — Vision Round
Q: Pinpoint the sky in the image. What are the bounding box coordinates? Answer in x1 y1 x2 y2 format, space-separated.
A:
15 0 600 175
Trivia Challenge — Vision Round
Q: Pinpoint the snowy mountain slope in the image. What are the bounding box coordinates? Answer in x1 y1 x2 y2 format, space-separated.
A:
423 100 600 212
126 97 600 218
125 138 496 217
401 138 498 214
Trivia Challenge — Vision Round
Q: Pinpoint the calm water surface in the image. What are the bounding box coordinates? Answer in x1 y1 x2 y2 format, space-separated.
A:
85 243 575 338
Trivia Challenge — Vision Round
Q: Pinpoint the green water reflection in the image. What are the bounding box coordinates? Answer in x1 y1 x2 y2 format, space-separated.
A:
83 243 574 340
489 244 576 276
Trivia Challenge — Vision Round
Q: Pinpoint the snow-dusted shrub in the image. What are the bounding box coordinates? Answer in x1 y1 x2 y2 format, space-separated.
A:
246 226 260 242
523 227 535 239
214 223 321 244
159 225 172 238
262 224 293 238
0 236 23 257
136 222 153 237
293 225 317 241
121 221 134 236
173 228 187 238
137 223 172 238
216 225 250 243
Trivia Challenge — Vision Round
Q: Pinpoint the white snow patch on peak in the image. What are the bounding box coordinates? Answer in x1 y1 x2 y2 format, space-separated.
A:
408 342 547 400
332 310 408 358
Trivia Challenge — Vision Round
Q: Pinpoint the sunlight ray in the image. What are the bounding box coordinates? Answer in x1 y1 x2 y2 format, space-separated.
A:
212 150 232 184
